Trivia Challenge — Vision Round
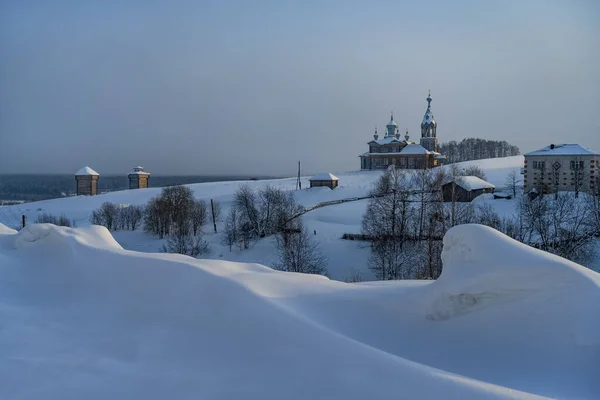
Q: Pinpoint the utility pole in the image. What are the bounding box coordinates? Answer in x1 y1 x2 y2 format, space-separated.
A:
296 161 302 190
210 199 217 233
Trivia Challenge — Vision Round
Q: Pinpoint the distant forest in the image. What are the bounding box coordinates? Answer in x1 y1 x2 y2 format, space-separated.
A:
438 138 520 164
0 175 277 202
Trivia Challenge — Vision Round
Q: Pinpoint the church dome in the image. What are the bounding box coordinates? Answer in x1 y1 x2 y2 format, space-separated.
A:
387 115 398 127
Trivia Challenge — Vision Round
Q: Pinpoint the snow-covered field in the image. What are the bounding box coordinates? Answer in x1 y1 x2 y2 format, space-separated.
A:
1 222 599 399
0 156 526 281
1 156 600 398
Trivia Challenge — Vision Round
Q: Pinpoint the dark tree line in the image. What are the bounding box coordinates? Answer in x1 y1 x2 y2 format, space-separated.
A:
439 138 520 164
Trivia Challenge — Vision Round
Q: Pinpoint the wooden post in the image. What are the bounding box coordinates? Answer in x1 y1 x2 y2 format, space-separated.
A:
210 199 217 233
22 215 26 229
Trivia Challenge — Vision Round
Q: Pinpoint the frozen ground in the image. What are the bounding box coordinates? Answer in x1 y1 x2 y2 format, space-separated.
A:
0 222 598 399
0 156 526 281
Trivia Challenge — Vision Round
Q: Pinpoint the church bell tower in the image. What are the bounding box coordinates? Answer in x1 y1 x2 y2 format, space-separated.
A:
420 91 438 152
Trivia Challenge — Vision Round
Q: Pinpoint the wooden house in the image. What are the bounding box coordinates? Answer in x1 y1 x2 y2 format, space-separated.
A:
309 173 339 189
442 176 495 202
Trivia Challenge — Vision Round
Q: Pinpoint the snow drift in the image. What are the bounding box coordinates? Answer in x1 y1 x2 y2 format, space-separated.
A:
0 222 598 399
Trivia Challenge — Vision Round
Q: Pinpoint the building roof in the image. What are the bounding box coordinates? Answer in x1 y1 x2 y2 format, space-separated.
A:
400 144 434 155
422 108 436 126
451 176 495 191
310 173 339 181
524 144 599 156
369 136 403 145
75 166 99 176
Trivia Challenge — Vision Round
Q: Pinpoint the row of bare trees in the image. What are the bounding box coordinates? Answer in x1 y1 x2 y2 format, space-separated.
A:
223 185 328 275
90 203 145 231
439 138 520 164
35 213 74 227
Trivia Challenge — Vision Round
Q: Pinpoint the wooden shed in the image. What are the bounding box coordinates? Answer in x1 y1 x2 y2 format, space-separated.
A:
309 173 339 189
75 166 100 196
442 176 495 202
128 166 150 189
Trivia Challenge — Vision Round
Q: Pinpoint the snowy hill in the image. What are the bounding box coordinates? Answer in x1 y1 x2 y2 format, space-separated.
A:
0 222 598 399
0 156 525 281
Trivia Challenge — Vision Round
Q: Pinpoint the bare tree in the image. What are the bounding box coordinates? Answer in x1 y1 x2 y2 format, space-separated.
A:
504 169 522 197
161 233 210 257
144 186 194 238
462 165 487 181
222 207 238 252
362 166 415 280
234 185 259 239
411 169 433 238
90 202 120 231
190 200 208 236
274 225 328 276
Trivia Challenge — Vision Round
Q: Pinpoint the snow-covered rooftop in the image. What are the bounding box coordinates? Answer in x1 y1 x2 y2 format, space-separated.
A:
310 173 339 181
400 144 433 155
524 144 599 156
74 166 99 176
422 109 436 126
454 176 495 191
369 136 402 145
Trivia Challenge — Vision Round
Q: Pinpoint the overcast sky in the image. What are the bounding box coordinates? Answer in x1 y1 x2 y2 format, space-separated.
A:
1 0 599 176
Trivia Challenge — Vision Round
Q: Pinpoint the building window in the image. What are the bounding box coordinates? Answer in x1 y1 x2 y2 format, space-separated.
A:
533 161 545 169
384 158 389 165
570 160 584 170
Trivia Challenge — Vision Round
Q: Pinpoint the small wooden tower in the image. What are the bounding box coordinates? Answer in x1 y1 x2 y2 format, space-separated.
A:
75 166 100 196
128 166 150 189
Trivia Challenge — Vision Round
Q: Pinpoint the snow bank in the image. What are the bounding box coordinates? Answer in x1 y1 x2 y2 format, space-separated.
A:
1 223 599 398
14 223 122 252
0 222 17 235
428 225 600 324
0 224 533 400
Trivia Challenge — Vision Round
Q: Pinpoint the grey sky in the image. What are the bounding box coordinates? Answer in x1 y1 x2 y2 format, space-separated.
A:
1 0 599 176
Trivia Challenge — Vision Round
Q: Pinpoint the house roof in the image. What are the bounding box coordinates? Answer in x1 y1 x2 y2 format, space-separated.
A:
75 166 99 176
451 176 495 191
400 144 434 155
524 144 599 156
310 173 339 181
